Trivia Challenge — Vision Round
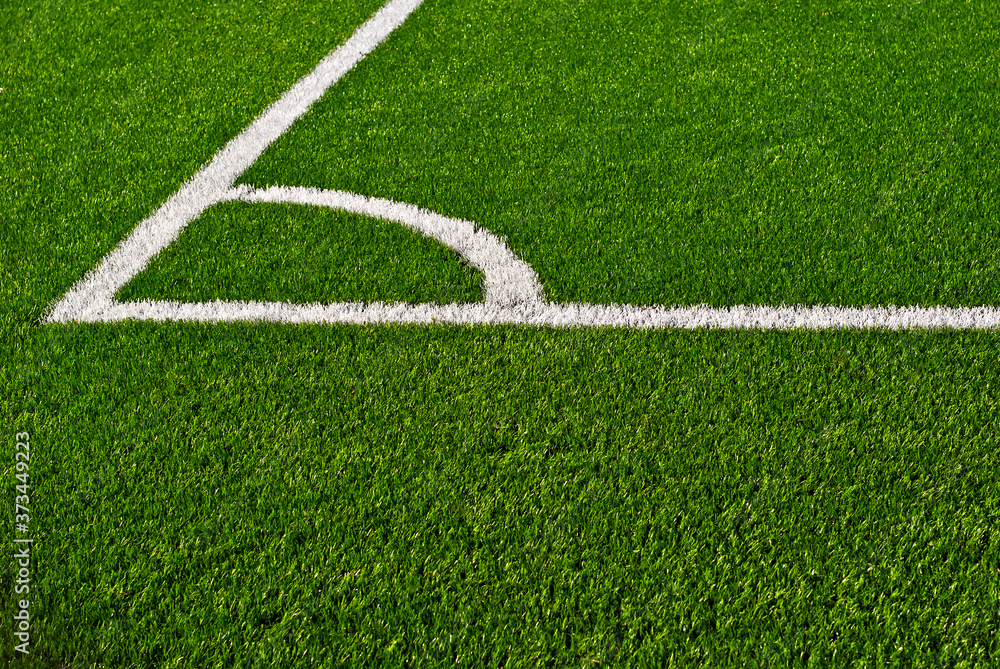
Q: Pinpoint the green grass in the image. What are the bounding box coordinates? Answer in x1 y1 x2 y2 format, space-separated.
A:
3 0 1000 667
238 0 1000 308
117 202 483 304
6 325 1000 666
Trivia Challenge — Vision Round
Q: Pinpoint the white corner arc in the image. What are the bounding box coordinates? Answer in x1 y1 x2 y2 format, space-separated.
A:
230 185 545 308
43 0 1000 330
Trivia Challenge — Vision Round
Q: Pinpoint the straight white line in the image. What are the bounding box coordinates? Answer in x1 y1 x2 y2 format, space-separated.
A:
44 0 426 323
70 301 1000 330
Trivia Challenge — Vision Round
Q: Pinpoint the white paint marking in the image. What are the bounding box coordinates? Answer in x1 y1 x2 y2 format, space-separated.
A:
60 300 1000 330
45 0 428 323
42 0 1000 330
229 185 544 307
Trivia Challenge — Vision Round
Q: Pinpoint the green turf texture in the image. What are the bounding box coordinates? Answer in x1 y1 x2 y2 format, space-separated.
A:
3 0 1000 667
5 325 1000 667
117 202 483 304
238 0 1000 308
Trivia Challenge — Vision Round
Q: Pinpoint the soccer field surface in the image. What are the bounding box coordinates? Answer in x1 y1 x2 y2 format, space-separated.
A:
3 0 1000 666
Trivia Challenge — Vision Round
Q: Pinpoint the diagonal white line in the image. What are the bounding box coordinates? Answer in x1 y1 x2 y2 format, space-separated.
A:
44 0 426 323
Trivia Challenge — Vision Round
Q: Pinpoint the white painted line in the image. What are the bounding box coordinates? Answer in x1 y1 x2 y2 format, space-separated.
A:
64 300 1000 330
44 0 427 323
41 0 1000 331
228 185 544 307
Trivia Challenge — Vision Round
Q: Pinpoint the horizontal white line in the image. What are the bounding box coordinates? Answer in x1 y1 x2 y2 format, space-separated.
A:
58 300 1000 329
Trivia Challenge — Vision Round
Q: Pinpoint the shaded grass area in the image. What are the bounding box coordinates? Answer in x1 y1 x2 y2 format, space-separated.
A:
117 201 483 305
243 0 1000 308
4 323 1000 666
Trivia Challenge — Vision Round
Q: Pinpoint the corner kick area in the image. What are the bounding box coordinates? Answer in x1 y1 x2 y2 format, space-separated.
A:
43 0 1000 330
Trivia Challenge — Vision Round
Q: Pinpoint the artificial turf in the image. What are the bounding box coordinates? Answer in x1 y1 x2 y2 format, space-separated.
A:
116 201 483 305
236 0 1000 308
5 324 1000 667
3 0 1000 667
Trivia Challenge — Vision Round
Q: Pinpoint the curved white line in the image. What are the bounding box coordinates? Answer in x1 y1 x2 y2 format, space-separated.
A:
227 185 544 307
